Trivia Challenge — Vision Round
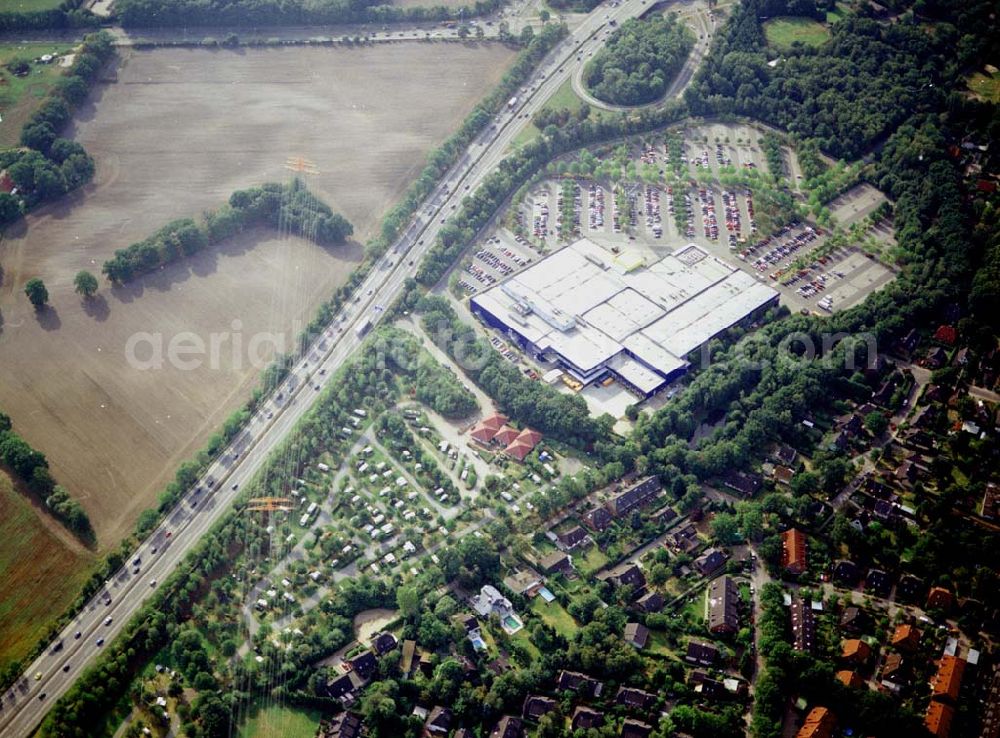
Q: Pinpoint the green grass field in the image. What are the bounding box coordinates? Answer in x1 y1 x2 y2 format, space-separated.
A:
0 470 93 671
510 77 589 149
967 68 1000 102
1 0 63 11
825 2 848 24
0 43 75 147
576 544 609 576
530 596 579 639
238 705 324 738
763 17 831 51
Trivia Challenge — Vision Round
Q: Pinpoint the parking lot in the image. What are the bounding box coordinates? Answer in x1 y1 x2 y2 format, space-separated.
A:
449 122 898 409
456 231 542 295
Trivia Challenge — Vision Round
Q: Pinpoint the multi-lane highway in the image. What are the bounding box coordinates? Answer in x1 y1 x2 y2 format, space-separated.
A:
0 1 682 734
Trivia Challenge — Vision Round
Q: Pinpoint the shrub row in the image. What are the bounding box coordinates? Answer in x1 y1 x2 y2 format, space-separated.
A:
101 181 353 283
0 31 115 225
0 411 93 541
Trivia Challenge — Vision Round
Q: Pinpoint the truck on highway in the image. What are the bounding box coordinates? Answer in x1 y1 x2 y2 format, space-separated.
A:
507 96 518 109
356 318 373 338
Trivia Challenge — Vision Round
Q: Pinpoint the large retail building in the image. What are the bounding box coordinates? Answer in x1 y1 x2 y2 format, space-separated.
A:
470 238 779 397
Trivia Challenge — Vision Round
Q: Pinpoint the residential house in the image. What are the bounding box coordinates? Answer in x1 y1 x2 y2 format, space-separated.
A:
927 586 954 612
835 670 863 688
349 651 378 681
833 559 861 587
897 574 926 603
555 670 603 698
424 706 452 735
318 712 364 738
691 671 726 700
666 522 700 554
620 719 654 738
472 585 514 618
796 706 835 738
930 655 965 702
492 425 520 448
841 639 872 665
721 470 762 498
372 632 397 656
708 576 739 635
694 547 728 577
323 672 366 702
624 622 649 649
522 695 557 721
470 414 509 444
635 591 664 613
773 465 795 485
684 640 719 667
503 569 543 597
925 701 955 738
881 652 909 692
781 529 808 575
898 328 920 354
583 506 613 532
838 606 871 635
774 444 798 466
453 613 480 635
489 716 524 738
556 525 589 551
791 598 816 653
865 569 893 598
571 707 605 731
505 428 542 462
600 563 646 591
925 346 947 369
615 687 656 712
606 476 661 517
536 551 573 576
891 624 920 653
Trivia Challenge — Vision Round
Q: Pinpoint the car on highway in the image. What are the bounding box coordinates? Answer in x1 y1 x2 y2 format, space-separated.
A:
62 664 70 673
33 673 41 681
95 638 104 647
74 631 81 640
104 617 113 626
165 531 172 538
38 693 46 701
232 483 239 490
150 579 157 587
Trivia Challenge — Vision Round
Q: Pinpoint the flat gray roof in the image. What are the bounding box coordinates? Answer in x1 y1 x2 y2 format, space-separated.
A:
472 238 777 384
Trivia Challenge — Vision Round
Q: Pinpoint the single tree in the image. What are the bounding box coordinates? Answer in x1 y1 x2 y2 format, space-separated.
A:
74 270 99 298
24 278 48 308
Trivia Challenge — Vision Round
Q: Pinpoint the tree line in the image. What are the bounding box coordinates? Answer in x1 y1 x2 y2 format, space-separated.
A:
413 295 613 448
0 0 98 32
0 31 114 226
115 0 503 28
584 15 694 107
101 180 352 283
0 411 93 542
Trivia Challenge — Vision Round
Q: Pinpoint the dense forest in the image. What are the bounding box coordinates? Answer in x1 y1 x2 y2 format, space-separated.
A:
684 0 974 159
584 15 693 106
